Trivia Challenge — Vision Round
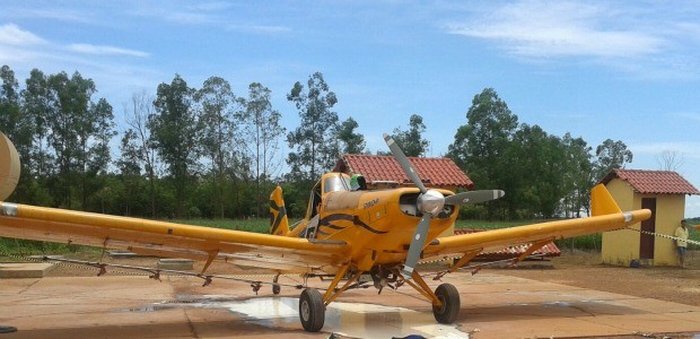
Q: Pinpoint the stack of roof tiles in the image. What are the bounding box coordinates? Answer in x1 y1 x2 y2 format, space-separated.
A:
339 154 474 189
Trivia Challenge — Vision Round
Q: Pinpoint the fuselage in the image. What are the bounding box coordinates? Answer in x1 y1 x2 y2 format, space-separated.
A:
291 173 459 271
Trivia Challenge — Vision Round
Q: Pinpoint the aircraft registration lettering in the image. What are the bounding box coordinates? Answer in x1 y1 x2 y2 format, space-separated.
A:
363 198 379 209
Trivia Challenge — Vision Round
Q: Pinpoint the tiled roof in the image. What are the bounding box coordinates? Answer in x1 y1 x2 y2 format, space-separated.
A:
339 154 474 189
601 169 699 195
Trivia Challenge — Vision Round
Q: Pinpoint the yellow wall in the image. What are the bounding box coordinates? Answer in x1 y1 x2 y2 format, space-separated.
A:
650 194 685 265
602 179 638 266
601 178 686 266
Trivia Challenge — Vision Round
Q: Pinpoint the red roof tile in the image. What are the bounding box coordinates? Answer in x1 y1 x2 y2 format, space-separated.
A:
338 154 474 189
601 169 699 195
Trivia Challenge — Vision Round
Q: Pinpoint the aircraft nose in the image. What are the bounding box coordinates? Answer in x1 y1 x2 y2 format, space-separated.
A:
417 189 445 215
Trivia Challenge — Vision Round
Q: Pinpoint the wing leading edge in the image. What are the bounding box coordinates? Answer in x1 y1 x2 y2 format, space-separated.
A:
424 184 652 258
0 202 349 274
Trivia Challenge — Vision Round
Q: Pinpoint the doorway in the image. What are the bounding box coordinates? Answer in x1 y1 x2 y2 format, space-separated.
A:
640 198 656 260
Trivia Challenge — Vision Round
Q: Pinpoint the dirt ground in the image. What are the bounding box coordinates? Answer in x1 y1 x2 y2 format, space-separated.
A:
494 250 700 307
38 249 700 307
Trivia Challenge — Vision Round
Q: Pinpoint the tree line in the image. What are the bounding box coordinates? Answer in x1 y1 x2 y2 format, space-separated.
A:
0 65 632 221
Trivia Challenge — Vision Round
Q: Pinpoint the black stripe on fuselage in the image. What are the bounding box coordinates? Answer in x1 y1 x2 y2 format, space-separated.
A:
319 213 388 234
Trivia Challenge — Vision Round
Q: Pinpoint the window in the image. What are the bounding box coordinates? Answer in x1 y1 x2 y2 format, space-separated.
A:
323 174 351 193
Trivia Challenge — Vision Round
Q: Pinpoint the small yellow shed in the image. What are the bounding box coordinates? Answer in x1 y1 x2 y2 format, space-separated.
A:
601 169 699 266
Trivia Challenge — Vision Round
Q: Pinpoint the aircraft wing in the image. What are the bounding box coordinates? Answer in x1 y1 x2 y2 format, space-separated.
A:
423 184 652 261
0 202 349 275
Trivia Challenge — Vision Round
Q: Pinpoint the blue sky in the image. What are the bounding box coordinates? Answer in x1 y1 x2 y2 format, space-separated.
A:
1 1 699 217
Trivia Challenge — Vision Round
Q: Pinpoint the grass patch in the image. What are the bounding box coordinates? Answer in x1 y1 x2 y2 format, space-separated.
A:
0 238 100 261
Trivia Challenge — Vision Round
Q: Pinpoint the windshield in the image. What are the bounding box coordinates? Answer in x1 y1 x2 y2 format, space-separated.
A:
323 174 351 193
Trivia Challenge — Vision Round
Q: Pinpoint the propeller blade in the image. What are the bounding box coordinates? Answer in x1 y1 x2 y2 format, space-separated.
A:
444 190 505 206
383 133 427 193
401 214 432 279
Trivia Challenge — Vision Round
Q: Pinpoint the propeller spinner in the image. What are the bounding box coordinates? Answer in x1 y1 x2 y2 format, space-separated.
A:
382 133 504 279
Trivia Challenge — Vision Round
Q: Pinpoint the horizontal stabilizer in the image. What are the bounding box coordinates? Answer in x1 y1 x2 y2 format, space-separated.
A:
590 184 621 216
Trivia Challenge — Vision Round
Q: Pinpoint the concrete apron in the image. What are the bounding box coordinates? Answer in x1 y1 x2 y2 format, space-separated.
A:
0 272 698 338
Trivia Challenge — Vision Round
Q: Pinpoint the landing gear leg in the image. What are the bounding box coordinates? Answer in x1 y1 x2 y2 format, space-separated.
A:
403 271 461 324
297 264 359 332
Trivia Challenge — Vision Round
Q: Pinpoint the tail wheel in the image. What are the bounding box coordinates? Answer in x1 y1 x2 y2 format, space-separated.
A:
299 288 325 332
272 283 281 295
432 283 460 324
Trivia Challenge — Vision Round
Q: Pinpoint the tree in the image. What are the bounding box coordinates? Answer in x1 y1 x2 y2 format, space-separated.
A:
391 114 429 157
656 150 683 171
448 88 518 218
44 71 104 208
22 69 53 181
195 76 238 218
335 117 366 154
593 139 633 181
560 133 593 217
116 129 143 216
125 91 160 218
149 74 199 218
506 124 566 218
240 82 285 216
286 72 340 181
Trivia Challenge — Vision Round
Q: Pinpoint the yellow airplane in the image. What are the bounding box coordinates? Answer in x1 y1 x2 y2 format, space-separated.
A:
0 132 650 332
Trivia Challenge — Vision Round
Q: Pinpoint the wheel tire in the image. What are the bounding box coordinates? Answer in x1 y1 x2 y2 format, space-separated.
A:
299 288 325 332
432 283 460 324
272 283 281 295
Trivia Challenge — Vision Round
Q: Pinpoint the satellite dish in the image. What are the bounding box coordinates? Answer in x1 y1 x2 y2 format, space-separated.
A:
0 132 20 201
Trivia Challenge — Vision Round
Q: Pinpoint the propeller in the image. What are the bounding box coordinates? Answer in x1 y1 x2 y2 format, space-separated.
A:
382 133 504 280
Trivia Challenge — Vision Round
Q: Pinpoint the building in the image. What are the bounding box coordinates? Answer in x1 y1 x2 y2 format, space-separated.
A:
333 154 474 191
600 169 699 266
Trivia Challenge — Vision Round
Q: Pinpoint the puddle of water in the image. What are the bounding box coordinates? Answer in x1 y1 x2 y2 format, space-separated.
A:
128 296 470 338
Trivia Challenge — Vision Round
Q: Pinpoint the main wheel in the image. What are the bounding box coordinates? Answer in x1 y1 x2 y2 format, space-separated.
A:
432 283 460 324
299 288 325 332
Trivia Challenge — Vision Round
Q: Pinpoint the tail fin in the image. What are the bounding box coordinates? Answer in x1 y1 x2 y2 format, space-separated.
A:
269 185 290 236
590 184 622 216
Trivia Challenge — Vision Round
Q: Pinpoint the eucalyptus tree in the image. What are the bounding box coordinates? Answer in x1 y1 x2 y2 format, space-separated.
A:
239 82 285 216
21 69 53 182
391 114 429 157
286 72 340 182
125 91 159 217
448 88 518 218
44 71 114 209
335 117 366 154
593 139 633 182
195 76 238 218
149 74 199 218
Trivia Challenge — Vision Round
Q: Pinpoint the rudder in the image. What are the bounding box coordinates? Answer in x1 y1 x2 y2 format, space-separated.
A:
269 185 290 235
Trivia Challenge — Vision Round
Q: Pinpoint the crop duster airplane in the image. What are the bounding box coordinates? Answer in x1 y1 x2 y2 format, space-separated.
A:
0 132 651 332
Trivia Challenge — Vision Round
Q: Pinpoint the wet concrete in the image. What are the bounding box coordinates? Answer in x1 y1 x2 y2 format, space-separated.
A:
0 272 699 338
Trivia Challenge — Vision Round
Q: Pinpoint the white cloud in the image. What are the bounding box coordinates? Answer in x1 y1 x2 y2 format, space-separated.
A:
441 1 700 79
445 1 664 59
0 23 46 46
67 43 149 58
